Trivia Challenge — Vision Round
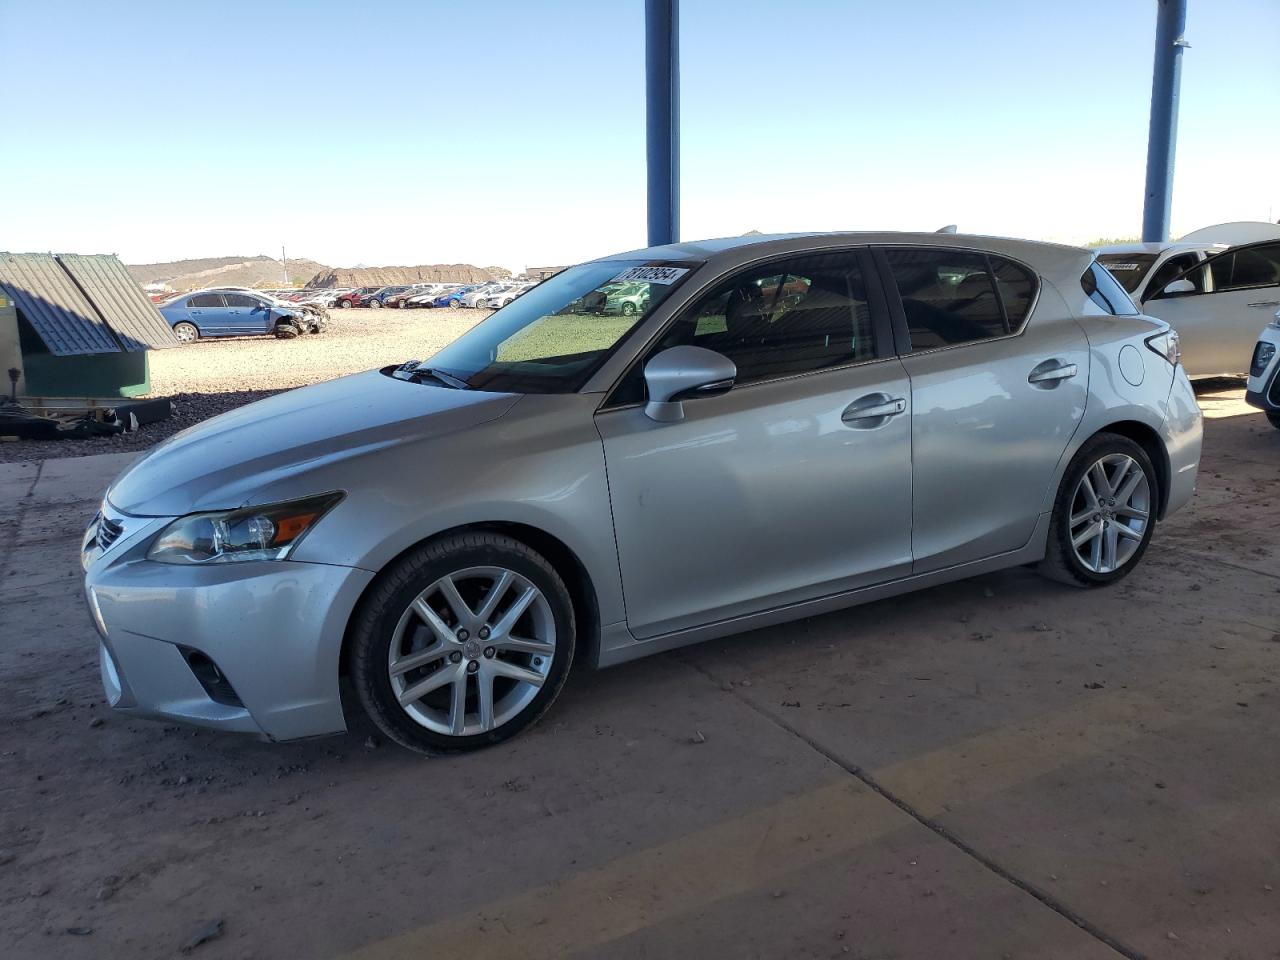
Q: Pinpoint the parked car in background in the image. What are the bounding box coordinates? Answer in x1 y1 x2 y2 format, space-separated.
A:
432 285 479 308
1245 310 1280 430
1094 222 1280 378
386 284 436 308
334 287 383 308
483 282 534 309
365 285 412 308
88 232 1200 753
460 283 506 308
159 289 324 342
1126 238 1280 378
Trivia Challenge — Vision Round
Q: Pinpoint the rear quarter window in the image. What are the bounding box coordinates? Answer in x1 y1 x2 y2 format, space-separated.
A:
1082 263 1139 315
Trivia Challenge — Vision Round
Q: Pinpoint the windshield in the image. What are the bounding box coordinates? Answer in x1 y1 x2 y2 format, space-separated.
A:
424 259 697 394
1096 253 1159 293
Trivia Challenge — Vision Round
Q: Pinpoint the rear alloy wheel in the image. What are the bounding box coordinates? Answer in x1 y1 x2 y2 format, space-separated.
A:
369 299 382 309
172 321 199 344
274 322 301 339
350 533 576 753
449 299 462 309
1039 434 1157 586
339 300 352 308
621 301 637 316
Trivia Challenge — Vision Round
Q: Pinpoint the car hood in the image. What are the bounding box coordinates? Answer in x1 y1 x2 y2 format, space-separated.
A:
107 369 520 517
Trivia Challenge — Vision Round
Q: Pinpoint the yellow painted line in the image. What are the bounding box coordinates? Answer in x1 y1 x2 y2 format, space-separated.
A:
345 673 1241 959
345 780 905 960
873 692 1177 818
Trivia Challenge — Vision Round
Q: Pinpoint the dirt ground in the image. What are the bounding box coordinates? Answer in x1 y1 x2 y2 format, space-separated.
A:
0 307 488 463
1 385 1278 959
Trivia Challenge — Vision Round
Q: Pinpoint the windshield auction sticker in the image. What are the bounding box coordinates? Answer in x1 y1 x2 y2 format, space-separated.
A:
611 266 689 285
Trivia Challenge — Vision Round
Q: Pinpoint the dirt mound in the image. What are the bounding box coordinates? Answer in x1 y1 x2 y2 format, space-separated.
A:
307 264 510 288
127 255 328 291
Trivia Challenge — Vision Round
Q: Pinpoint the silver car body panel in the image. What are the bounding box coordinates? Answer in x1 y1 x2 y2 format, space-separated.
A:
84 231 1203 738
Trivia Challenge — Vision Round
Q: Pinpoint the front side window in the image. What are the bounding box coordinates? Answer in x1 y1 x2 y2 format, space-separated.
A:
607 252 876 406
424 260 696 394
884 249 1008 351
223 293 261 308
1082 262 1139 315
1147 252 1206 297
1208 242 1280 292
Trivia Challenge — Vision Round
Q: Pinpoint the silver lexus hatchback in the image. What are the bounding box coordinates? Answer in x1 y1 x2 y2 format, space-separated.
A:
82 232 1202 753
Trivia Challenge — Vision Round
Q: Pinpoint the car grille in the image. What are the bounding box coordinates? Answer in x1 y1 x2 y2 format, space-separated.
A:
97 514 124 550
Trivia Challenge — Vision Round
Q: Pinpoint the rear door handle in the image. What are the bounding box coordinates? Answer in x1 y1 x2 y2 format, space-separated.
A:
842 393 907 426
1028 360 1078 385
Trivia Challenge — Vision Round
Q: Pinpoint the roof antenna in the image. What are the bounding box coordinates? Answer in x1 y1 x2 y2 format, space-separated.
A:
936 224 958 234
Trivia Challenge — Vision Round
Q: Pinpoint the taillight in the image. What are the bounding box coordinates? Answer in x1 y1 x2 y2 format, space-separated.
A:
1145 330 1180 367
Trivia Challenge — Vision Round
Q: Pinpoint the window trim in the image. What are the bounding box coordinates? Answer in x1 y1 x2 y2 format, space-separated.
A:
596 246 896 412
873 244 1042 359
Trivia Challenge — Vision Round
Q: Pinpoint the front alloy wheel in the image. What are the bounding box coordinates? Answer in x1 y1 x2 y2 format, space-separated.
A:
351 533 575 752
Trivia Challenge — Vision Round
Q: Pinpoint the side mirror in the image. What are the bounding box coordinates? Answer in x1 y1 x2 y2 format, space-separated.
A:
1162 278 1196 296
643 346 736 423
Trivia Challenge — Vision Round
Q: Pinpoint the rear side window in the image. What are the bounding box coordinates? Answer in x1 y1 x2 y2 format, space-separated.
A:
884 249 1008 351
1082 263 1139 315
989 256 1037 332
188 294 223 308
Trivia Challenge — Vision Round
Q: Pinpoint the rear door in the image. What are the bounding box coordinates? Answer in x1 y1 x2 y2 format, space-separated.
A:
1141 240 1280 377
876 246 1089 572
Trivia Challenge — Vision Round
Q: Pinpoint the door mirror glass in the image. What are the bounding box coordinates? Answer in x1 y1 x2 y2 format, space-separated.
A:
643 345 736 423
1162 278 1196 296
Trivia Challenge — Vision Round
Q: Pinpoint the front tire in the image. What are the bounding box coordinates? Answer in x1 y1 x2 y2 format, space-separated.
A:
1039 433 1157 587
369 299 382 309
274 322 301 339
350 533 576 753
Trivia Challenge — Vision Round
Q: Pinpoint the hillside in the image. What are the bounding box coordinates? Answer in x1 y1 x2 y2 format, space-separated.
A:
306 264 511 288
127 255 327 291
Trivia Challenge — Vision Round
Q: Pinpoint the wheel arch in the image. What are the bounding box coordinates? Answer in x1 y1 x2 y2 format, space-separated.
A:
1087 419 1171 519
339 520 603 689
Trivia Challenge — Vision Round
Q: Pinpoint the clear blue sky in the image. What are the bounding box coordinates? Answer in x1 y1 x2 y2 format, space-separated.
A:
2 0 1277 271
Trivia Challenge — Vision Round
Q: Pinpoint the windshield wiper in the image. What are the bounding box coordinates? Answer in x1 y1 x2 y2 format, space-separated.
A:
392 361 471 389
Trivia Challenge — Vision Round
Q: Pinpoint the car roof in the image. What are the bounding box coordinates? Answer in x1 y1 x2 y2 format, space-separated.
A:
595 231 1093 278
1093 241 1225 256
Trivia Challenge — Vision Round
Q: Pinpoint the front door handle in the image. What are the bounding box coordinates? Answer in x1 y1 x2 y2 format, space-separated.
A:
842 393 907 427
1028 360 1078 385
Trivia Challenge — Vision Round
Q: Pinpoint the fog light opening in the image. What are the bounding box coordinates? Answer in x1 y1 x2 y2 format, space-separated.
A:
181 649 244 708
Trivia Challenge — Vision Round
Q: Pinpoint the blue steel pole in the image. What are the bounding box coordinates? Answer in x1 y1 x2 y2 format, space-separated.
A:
1141 0 1189 243
645 0 679 247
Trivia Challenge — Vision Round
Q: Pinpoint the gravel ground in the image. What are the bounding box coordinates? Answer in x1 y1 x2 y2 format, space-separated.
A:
0 307 487 462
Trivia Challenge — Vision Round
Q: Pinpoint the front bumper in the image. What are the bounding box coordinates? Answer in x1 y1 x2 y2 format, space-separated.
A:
83 505 374 740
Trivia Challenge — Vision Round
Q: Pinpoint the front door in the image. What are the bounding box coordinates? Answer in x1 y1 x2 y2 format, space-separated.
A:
1142 240 1280 377
877 246 1089 571
223 293 270 334
597 250 913 640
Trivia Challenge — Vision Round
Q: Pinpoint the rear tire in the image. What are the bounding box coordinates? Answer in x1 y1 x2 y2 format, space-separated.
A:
1268 412 1280 430
350 533 576 754
172 321 199 344
339 300 352 308
1038 433 1157 587
369 299 382 309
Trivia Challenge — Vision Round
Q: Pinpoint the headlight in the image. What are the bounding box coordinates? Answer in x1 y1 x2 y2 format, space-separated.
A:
1252 341 1277 378
147 492 343 564
1145 330 1180 367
